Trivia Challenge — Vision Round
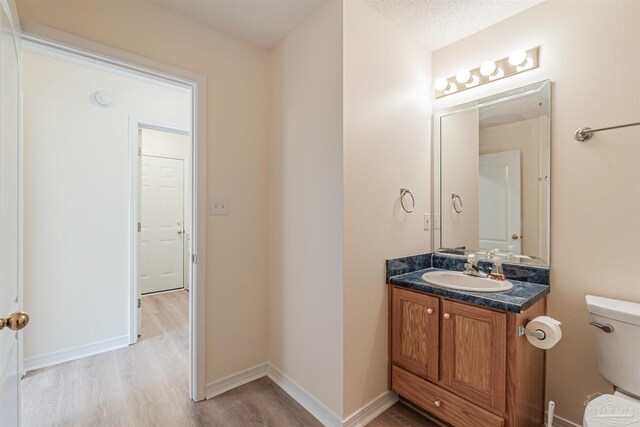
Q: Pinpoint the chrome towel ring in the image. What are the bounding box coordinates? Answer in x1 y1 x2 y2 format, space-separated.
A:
400 188 415 213
452 193 463 213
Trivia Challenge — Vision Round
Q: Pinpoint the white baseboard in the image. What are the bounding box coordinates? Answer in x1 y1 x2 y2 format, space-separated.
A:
343 391 398 427
24 335 129 372
205 363 269 399
266 363 343 427
545 412 582 427
205 362 399 427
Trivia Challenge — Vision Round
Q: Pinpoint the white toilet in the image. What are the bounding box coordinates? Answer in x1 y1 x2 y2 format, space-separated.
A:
584 295 640 427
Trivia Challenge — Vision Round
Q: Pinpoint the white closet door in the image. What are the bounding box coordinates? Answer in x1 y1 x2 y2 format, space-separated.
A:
140 156 184 294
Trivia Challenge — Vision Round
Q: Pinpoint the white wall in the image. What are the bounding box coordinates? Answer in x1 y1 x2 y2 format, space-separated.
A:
268 0 344 417
432 1 640 422
23 48 191 361
342 0 431 417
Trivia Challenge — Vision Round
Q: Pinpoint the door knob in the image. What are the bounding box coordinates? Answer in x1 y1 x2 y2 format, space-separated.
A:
0 312 29 331
443 313 450 319
426 308 434 315
177 230 183 235
512 234 520 240
434 400 441 408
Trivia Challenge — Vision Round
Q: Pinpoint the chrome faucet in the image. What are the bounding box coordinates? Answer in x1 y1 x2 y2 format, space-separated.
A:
463 253 488 278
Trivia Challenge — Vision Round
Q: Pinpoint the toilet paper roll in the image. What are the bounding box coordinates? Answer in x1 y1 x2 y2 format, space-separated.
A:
525 316 562 349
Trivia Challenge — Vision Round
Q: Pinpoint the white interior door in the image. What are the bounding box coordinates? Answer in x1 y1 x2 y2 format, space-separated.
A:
140 155 184 294
479 150 522 253
0 1 24 425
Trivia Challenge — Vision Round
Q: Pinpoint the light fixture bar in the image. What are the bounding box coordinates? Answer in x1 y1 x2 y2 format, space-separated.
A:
434 47 539 99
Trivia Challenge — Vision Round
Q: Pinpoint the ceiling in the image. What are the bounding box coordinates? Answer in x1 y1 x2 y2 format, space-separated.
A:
362 0 544 51
152 0 543 51
152 0 325 49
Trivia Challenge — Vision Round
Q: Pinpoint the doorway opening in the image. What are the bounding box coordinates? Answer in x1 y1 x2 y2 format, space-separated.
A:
19 29 207 414
133 124 193 342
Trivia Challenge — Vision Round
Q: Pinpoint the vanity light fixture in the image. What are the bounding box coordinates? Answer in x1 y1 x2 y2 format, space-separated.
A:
434 77 450 92
434 47 539 99
480 60 497 77
455 69 472 84
508 49 527 67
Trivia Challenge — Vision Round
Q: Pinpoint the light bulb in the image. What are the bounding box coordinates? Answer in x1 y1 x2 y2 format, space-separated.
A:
480 61 497 77
508 49 527 67
456 69 471 84
434 77 449 91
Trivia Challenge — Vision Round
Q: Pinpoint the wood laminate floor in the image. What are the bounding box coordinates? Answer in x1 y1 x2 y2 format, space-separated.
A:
21 290 437 427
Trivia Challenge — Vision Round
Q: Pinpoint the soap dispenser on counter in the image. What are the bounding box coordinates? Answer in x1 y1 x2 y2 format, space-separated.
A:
488 249 506 281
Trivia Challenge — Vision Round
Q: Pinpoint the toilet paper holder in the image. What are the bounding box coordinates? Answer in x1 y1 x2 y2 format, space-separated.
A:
518 324 546 340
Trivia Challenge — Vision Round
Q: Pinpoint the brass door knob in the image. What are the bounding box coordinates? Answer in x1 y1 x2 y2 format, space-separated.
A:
0 312 29 331
177 229 183 235
434 400 441 408
512 234 520 240
443 313 450 319
426 308 434 315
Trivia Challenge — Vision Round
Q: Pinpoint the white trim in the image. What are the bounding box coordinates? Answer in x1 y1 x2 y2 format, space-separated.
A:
20 24 208 402
24 336 129 372
204 363 401 427
545 412 582 427
266 364 343 427
343 391 398 427
205 363 269 399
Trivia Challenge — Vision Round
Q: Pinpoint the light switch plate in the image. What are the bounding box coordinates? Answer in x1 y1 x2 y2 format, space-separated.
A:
424 213 430 231
209 197 229 215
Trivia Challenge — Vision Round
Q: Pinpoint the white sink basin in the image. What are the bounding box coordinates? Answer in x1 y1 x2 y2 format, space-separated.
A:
421 270 513 293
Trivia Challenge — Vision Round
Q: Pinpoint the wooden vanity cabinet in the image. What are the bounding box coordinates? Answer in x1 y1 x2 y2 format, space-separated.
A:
390 286 545 427
441 300 506 414
391 288 440 381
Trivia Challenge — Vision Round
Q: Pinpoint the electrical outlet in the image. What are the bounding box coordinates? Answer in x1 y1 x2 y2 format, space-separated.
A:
424 213 430 231
209 197 229 215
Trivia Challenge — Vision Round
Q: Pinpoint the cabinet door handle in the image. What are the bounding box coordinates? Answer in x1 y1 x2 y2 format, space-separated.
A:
434 400 441 408
426 308 434 315
443 313 450 319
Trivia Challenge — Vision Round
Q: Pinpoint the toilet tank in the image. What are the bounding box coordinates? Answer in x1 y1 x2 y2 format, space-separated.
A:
586 295 640 396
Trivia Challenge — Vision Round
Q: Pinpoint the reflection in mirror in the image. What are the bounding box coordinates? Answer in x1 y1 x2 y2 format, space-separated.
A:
433 81 550 265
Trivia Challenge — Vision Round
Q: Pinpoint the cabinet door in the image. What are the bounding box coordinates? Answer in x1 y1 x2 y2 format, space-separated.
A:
442 300 506 413
392 287 439 381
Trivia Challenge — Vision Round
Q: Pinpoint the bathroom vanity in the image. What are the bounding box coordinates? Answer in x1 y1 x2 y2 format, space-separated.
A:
390 80 553 426
387 253 549 427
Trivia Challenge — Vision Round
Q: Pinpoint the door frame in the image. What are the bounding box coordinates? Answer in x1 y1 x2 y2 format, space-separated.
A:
20 25 207 402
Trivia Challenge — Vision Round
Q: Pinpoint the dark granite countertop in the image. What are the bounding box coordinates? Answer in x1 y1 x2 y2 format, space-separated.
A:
389 267 549 313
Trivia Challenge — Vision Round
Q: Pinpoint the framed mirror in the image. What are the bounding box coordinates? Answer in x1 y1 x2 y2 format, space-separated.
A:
433 80 550 265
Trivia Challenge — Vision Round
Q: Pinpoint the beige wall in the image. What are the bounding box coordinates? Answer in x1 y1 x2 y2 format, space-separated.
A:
433 0 640 422
440 109 479 251
342 0 431 417
17 0 270 384
23 48 191 362
268 0 344 417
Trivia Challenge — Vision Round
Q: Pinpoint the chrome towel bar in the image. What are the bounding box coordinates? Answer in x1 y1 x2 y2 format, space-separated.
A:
575 121 640 141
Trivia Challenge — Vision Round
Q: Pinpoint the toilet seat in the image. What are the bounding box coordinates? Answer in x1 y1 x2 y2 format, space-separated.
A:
583 393 640 426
